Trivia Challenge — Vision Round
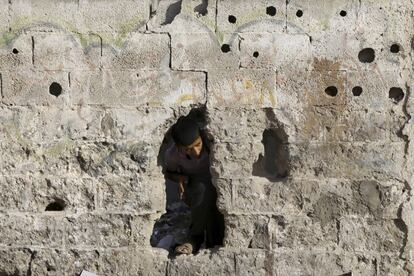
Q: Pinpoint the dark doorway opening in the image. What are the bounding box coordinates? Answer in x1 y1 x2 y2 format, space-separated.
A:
150 107 224 256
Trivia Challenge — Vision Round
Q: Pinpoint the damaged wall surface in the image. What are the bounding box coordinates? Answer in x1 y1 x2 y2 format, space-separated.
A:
0 0 413 275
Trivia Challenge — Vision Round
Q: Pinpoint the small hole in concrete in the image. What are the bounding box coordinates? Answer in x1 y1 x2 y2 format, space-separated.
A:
266 6 277 16
325 86 338 97
253 51 259 58
390 44 400 53
340 10 347 16
296 10 303 17
12 48 19 54
358 48 375 63
389 87 404 103
45 199 65 211
352 86 363 96
49 82 62 97
221 44 231 53
228 15 237 23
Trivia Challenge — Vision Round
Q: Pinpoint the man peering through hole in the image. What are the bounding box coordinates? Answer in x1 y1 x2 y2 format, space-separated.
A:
163 116 224 255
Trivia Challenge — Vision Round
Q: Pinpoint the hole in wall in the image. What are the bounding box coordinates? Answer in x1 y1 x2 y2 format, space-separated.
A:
45 199 66 211
339 10 347 16
12 48 19 54
221 44 231 53
151 107 224 256
390 43 400 53
389 87 405 103
228 15 237 24
296 10 303 17
352 86 363 96
253 51 259 58
325 86 338 97
266 6 277 16
162 0 182 25
194 0 208 16
49 82 62 97
358 48 375 63
253 110 290 181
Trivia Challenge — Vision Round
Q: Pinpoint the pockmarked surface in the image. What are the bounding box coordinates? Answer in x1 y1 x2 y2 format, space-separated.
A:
0 0 413 275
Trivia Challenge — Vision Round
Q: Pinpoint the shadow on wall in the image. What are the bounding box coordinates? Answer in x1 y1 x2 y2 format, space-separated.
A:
252 109 290 181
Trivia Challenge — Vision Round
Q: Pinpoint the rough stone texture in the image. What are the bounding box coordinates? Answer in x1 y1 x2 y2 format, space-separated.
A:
0 0 413 275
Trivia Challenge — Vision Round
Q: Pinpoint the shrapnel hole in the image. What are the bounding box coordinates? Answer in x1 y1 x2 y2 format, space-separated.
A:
325 86 338 97
358 48 375 63
49 82 62 97
266 6 277 16
389 87 404 103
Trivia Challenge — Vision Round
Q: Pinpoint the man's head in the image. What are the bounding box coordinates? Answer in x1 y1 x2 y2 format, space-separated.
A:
172 117 203 158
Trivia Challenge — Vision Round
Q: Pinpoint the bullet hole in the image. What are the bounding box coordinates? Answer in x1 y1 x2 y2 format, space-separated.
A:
221 44 231 53
12 48 19 54
389 87 405 103
340 10 347 16
228 15 237 23
253 51 259 58
358 48 375 63
45 199 66 211
266 6 277 16
390 44 400 53
352 86 363 96
325 86 338 97
296 10 303 17
49 82 62 97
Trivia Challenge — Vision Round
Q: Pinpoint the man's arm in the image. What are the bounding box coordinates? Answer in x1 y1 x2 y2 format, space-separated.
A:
163 145 188 199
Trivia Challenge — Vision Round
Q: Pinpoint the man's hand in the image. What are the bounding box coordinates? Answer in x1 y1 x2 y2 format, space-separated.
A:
178 175 186 200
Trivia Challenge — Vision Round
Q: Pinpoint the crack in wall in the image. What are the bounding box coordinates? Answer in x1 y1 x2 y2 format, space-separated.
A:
27 250 36 276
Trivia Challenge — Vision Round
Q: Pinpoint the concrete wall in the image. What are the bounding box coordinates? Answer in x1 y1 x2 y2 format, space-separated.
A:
0 0 413 275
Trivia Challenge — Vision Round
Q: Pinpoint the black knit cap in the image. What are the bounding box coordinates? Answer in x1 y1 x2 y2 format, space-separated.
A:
171 117 200 146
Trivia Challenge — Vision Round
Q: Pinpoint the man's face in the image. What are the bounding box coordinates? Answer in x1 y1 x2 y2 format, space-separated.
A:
179 136 203 159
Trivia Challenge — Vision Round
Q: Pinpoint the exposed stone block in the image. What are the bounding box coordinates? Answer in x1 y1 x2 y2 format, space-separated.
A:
78 0 150 34
286 0 358 37
239 32 311 71
102 33 170 70
2 69 70 105
207 69 277 108
0 139 81 177
216 0 286 42
168 249 236 275
171 32 239 70
28 177 96 212
0 248 32 276
33 33 101 70
98 176 165 213
0 34 32 70
0 214 66 247
289 141 406 180
70 69 206 107
235 249 268 276
273 251 377 276
65 213 133 248
100 248 168 275
270 214 338 251
31 249 100 276
224 215 271 248
339 218 405 253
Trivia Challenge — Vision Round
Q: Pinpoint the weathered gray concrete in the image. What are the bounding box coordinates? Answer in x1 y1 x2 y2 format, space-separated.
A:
0 0 413 275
